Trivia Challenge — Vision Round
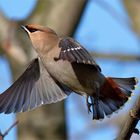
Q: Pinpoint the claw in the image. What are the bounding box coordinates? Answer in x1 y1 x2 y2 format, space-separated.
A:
87 102 93 113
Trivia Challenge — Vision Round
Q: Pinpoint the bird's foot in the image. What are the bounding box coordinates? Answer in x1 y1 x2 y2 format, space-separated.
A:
86 95 94 113
87 102 93 113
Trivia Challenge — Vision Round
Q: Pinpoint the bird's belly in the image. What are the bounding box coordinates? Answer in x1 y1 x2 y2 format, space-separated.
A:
44 60 95 95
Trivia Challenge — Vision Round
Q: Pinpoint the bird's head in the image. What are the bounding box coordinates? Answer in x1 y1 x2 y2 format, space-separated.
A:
21 24 59 53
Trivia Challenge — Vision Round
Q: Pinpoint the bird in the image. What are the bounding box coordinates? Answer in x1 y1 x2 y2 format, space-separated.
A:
0 24 138 120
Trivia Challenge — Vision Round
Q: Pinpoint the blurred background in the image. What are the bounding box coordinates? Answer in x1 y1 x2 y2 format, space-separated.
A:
0 0 140 140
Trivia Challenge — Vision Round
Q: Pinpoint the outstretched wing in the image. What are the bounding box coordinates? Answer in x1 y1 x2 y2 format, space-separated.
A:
58 37 101 71
0 58 70 114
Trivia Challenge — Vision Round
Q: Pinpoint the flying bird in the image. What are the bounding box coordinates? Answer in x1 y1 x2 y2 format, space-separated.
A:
0 24 138 120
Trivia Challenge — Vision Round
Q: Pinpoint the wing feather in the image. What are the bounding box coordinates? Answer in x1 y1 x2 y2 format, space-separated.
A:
0 58 71 113
58 37 101 71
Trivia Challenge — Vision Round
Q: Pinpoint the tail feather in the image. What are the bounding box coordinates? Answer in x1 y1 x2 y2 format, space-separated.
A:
100 100 113 115
91 77 138 120
103 99 119 111
113 77 137 90
120 88 132 97
112 77 137 86
93 102 104 119
91 97 104 119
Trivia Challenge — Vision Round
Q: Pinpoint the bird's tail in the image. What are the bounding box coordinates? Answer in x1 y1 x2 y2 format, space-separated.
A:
91 77 138 120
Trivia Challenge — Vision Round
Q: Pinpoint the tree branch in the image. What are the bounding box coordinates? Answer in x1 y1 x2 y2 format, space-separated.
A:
116 92 140 140
0 120 18 140
91 52 140 61
123 0 140 36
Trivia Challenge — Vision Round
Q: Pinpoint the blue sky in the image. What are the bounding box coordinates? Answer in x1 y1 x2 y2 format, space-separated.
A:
0 0 37 20
0 0 140 140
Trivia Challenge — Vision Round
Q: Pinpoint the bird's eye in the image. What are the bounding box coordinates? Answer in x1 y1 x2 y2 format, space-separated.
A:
28 28 38 33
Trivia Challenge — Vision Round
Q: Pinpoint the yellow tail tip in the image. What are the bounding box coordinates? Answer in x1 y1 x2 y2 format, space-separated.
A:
131 93 134 96
135 77 138 84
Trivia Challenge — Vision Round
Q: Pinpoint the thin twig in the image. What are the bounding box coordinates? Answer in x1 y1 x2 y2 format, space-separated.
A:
0 120 18 140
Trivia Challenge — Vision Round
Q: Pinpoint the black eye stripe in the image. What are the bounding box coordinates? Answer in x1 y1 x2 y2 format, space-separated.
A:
28 28 38 33
25 25 38 33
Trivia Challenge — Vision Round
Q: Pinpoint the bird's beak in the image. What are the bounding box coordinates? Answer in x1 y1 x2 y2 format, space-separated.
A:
21 25 30 34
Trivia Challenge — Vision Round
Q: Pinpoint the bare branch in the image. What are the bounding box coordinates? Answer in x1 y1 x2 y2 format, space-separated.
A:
123 0 140 36
116 94 140 140
91 52 140 61
0 120 18 140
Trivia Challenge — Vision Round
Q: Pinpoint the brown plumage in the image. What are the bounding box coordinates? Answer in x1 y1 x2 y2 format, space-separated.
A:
0 24 138 120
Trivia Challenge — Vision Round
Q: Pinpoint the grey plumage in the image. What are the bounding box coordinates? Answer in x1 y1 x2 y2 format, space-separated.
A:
0 58 69 113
